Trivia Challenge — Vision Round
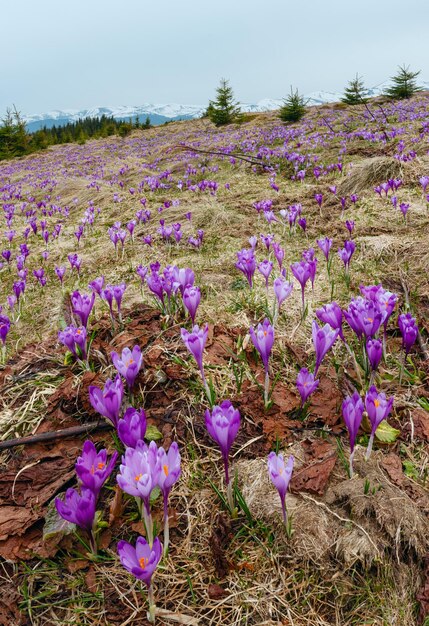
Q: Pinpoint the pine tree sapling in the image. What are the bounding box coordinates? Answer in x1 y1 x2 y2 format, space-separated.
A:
208 79 241 126
341 74 368 105
384 65 422 100
279 88 307 123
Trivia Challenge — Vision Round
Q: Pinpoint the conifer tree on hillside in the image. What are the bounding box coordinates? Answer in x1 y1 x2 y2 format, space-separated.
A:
279 88 307 123
384 65 422 100
207 79 241 126
341 74 368 105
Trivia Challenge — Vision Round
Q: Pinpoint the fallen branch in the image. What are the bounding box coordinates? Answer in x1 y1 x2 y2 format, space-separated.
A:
174 144 271 168
0 421 113 451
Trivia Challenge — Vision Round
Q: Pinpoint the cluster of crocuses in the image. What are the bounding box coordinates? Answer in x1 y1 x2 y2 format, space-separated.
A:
88 278 127 326
58 290 96 363
55 440 118 553
295 318 340 408
235 235 294 321
54 342 180 623
342 386 394 475
138 263 201 323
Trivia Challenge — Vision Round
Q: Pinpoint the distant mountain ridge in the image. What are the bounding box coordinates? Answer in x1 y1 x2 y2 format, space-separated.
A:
22 81 429 132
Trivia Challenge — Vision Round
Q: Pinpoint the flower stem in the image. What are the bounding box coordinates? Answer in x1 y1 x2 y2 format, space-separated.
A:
147 584 156 624
365 433 375 461
349 449 355 478
163 495 169 557
142 502 154 547
263 369 270 408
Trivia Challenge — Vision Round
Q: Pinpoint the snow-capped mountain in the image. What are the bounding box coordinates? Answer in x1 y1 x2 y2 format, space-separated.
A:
22 82 429 132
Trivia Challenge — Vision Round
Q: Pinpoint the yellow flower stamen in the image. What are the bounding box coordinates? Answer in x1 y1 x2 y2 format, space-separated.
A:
163 464 169 476
374 399 380 408
139 557 148 569
135 473 142 481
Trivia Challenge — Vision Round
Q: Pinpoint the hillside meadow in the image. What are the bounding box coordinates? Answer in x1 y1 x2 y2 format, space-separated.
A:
0 97 429 625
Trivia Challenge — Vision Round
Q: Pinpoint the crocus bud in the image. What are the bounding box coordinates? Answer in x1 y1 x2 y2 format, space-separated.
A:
267 452 294 524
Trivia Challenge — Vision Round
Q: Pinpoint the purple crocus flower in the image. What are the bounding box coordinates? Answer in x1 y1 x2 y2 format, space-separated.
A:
272 242 285 269
55 266 66 284
296 367 319 406
312 320 339 375
343 297 383 340
155 442 181 554
260 234 274 250
316 237 333 263
205 400 240 493
183 285 201 324
113 283 126 314
111 345 143 391
250 318 274 406
146 272 164 304
89 276 105 296
273 276 293 311
75 440 118 496
314 193 323 208
89 375 124 426
55 487 96 531
172 266 195 295
338 240 356 270
267 452 294 524
290 260 312 312
0 315 11 346
116 442 158 502
345 220 355 236
257 259 273 288
316 302 344 341
117 407 147 448
419 176 429 193
117 535 162 588
2 249 11 264
136 265 148 284
71 291 95 328
235 248 256 288
249 318 274 373
181 324 209 392
298 217 307 232
399 202 410 219
364 386 394 459
366 338 382 372
248 235 258 250
398 313 418 355
342 391 364 476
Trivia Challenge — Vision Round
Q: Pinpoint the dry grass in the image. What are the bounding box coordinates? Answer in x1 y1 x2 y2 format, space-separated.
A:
1 100 429 625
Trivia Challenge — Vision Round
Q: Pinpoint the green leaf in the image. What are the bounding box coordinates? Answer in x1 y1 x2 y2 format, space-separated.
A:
64 351 74 365
150 486 161 504
402 460 419 480
375 421 401 443
43 499 75 541
145 425 163 441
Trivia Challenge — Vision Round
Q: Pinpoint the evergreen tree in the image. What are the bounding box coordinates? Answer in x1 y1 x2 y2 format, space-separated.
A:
279 88 307 123
341 74 368 104
143 116 152 129
384 65 422 100
207 78 241 126
0 106 30 159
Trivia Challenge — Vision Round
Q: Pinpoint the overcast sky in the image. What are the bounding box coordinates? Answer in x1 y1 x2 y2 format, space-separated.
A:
1 0 428 116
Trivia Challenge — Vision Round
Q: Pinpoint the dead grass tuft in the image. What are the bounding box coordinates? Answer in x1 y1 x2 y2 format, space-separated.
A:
337 156 403 195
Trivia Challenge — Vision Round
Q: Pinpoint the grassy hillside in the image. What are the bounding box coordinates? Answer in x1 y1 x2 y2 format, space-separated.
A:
0 97 428 625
